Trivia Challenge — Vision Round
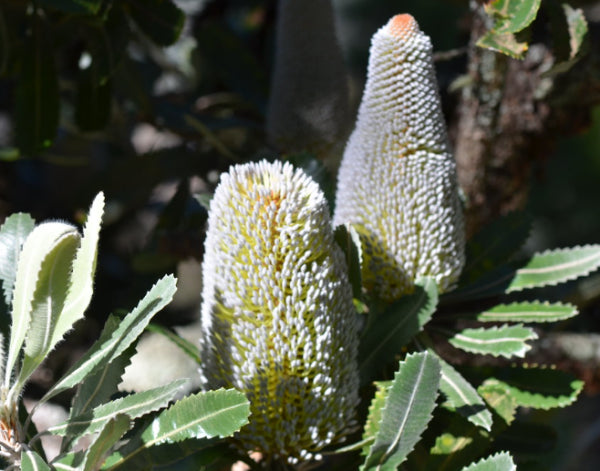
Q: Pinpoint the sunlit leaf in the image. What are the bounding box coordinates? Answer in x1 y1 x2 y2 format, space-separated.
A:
438 358 492 431
81 414 131 471
460 451 516 471
103 389 250 470
476 301 577 323
483 0 541 34
479 367 583 410
507 245 600 292
476 31 528 59
41 274 177 403
449 324 537 359
21 448 52 471
0 213 35 307
361 352 440 471
564 4 588 59
478 381 518 425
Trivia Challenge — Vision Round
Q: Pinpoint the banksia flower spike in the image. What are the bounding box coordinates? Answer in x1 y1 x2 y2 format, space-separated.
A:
266 0 350 162
199 160 360 464
333 14 465 301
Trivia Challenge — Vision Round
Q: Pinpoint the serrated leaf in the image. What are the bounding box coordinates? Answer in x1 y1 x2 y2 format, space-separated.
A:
564 4 587 59
0 213 35 307
21 447 52 471
480 367 583 410
449 324 538 359
37 0 102 14
476 301 577 323
103 389 250 470
459 211 530 285
438 358 492 431
476 31 528 59
81 414 131 471
356 381 392 456
507 245 600 292
18 230 80 388
5 221 78 390
126 0 185 46
484 0 541 34
15 14 59 155
362 352 441 471
460 451 516 471
49 379 187 438
41 274 177 404
360 278 438 384
53 192 104 348
334 224 363 299
478 382 518 425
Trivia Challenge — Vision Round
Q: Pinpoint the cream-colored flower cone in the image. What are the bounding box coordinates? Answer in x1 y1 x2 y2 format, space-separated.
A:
333 14 465 301
266 0 350 163
199 160 359 463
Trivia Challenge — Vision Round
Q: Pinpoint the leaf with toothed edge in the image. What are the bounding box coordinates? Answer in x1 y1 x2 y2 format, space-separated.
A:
449 324 538 359
39 274 177 406
476 301 578 323
460 451 516 471
21 448 52 471
507 245 600 292
361 352 441 471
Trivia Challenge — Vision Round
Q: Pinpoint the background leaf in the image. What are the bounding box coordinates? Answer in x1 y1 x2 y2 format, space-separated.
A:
15 14 59 155
449 324 538 359
361 352 441 471
483 0 541 34
37 0 102 14
476 301 577 323
507 245 600 291
126 0 185 46
334 223 363 300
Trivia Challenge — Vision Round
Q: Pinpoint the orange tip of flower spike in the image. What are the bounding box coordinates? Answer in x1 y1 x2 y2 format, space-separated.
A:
386 14 419 39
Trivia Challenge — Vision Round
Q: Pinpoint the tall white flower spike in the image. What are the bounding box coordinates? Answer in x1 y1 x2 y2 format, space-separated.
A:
266 0 350 161
333 14 465 301
199 160 359 463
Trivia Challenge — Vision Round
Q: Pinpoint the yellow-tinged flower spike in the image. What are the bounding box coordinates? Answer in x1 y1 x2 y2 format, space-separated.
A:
266 0 350 161
333 14 465 301
199 160 359 463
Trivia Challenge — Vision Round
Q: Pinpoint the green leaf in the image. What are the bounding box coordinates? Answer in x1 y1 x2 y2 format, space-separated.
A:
483 0 541 34
103 389 250 470
356 381 392 456
19 230 80 388
49 379 187 437
146 323 201 365
334 224 363 300
361 352 441 471
0 213 35 307
359 278 438 384
5 221 78 390
21 447 52 471
479 367 583 410
15 14 59 155
53 192 104 349
477 381 518 425
507 245 600 292
37 0 102 14
476 301 577 323
459 211 530 285
81 414 131 471
41 274 177 403
126 0 185 46
449 324 538 359
563 4 588 59
476 31 528 59
438 358 493 431
460 451 516 471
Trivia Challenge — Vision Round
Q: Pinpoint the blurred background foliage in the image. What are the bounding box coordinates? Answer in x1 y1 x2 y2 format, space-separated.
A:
0 0 599 468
